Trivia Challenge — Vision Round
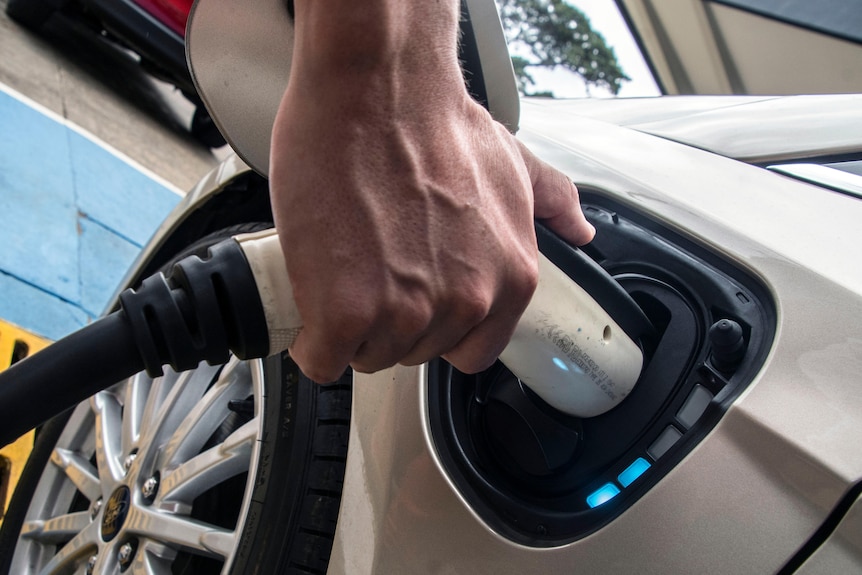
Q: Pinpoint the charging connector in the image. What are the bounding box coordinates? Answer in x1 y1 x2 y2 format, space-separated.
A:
119 237 270 375
0 238 269 447
0 226 648 448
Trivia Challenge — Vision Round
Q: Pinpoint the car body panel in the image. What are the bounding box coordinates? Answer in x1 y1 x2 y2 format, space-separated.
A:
118 12 862 566
118 96 862 572
323 106 862 573
797 495 862 574
532 94 862 163
630 94 862 163
9 0 859 569
519 99 862 296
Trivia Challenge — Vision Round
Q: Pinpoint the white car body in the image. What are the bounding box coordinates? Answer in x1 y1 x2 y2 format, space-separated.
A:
3 0 862 573
165 0 862 570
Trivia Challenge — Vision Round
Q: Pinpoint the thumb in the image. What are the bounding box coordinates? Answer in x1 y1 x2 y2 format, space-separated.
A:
516 140 596 246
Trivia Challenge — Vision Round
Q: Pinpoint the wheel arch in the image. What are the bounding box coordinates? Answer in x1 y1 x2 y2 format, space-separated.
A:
109 159 273 307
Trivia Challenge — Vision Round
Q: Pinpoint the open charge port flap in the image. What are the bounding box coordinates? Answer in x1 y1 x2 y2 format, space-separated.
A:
427 194 775 545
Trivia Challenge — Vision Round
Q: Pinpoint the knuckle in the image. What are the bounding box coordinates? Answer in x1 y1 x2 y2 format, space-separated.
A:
350 334 412 375
331 301 377 337
350 350 396 375
297 363 344 385
348 360 378 375
350 361 395 373
500 254 539 315
444 345 499 375
396 301 434 337
518 259 540 297
451 286 492 326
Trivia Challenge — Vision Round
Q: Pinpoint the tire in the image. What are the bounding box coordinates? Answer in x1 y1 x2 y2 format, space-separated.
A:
0 225 351 574
5 0 57 30
191 106 227 149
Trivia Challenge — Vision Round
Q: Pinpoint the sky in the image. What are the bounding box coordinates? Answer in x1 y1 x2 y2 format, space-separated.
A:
521 0 661 98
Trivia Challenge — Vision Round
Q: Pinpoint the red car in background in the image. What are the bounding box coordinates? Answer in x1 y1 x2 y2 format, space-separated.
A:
5 0 224 147
128 0 192 37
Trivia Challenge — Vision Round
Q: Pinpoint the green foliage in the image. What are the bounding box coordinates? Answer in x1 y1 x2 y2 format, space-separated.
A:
496 0 630 97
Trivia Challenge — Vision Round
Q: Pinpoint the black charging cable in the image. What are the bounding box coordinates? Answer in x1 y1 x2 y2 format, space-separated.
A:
0 239 270 448
0 223 654 446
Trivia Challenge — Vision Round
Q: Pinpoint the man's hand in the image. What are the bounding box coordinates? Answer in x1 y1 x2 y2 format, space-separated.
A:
269 0 594 383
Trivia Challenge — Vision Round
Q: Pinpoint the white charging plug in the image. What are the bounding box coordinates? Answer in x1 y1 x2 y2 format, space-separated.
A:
235 229 643 418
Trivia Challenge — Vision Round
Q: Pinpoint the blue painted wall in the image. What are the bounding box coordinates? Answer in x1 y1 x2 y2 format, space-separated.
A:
0 87 181 340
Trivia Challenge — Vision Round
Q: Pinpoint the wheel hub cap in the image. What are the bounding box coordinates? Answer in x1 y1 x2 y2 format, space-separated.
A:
101 486 131 542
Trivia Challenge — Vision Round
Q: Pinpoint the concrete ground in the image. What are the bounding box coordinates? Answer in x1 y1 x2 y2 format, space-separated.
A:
0 0 222 191
0 0 235 523
0 0 227 340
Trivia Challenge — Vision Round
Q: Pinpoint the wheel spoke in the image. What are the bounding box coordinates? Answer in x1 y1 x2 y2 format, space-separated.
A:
159 358 252 469
19 511 92 545
139 364 221 461
159 418 257 504
126 507 235 559
138 371 174 441
129 541 176 575
91 391 125 483
12 340 270 574
50 447 100 502
30 521 99 574
122 372 152 456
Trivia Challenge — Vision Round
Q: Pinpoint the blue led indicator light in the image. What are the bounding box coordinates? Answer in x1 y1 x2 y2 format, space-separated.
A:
586 483 621 508
618 457 651 488
552 357 570 372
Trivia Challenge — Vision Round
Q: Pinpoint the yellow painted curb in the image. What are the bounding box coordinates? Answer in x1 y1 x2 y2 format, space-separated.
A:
0 320 50 527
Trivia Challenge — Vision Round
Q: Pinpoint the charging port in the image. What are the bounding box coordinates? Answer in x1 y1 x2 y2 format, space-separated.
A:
427 192 775 545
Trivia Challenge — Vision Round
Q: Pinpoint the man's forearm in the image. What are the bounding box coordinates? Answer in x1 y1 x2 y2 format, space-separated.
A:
289 0 466 113
270 0 594 382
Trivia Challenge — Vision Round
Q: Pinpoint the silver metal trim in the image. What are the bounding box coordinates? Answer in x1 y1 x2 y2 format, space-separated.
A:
769 163 862 199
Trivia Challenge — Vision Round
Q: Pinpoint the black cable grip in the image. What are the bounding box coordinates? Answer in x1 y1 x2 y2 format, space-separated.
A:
119 239 270 377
